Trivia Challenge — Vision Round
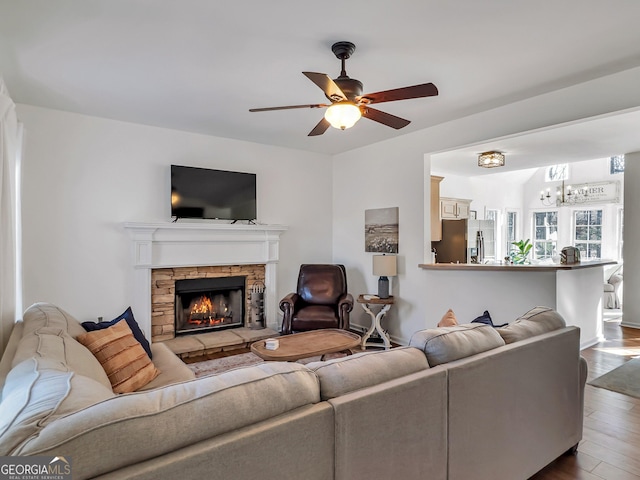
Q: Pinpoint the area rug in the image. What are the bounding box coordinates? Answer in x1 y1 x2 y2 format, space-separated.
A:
187 351 348 378
588 356 640 399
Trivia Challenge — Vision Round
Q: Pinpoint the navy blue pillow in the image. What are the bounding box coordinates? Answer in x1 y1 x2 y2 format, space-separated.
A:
82 307 152 359
471 310 507 328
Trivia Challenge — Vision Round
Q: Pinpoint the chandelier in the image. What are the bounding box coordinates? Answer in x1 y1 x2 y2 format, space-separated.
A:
540 180 589 206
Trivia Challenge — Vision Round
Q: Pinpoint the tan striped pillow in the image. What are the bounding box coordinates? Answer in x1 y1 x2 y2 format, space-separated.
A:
77 320 159 393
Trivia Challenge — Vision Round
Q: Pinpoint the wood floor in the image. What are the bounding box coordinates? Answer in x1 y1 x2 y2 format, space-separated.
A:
531 315 640 480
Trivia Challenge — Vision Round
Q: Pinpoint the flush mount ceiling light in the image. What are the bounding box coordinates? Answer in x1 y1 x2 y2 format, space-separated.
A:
478 151 505 168
324 101 362 130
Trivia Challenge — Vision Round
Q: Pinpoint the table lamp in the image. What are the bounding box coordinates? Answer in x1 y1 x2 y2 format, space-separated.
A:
373 254 397 299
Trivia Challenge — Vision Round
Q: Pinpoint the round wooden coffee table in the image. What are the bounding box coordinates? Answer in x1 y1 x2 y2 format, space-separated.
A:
250 329 361 362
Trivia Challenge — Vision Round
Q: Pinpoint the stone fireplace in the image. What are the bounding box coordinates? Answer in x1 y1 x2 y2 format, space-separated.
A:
150 264 266 342
124 222 287 342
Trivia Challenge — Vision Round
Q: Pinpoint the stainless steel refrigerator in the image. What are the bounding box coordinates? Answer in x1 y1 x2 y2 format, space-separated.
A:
432 219 495 263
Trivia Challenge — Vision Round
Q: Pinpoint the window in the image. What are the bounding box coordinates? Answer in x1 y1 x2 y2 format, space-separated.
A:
506 211 517 257
546 164 568 182
533 211 558 260
610 155 625 174
574 209 602 259
485 209 499 259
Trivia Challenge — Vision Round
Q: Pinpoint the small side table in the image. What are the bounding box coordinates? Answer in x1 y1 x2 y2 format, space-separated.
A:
357 294 394 350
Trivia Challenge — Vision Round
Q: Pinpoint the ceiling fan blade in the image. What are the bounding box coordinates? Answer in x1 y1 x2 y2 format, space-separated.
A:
249 104 328 112
359 82 438 104
302 72 347 102
362 107 411 129
308 118 331 136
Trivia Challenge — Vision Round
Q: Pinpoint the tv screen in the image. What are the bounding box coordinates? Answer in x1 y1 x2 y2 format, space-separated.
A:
171 165 257 221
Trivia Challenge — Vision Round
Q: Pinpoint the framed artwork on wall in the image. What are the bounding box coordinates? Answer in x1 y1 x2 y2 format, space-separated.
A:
365 207 399 253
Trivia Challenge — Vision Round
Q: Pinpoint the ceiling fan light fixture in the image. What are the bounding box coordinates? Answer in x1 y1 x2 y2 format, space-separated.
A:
324 102 362 130
478 151 505 168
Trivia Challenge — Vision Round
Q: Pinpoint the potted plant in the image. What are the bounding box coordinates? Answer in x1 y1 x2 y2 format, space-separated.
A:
510 239 533 265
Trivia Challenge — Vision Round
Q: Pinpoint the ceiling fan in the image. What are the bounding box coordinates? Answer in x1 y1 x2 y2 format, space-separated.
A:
249 41 439 136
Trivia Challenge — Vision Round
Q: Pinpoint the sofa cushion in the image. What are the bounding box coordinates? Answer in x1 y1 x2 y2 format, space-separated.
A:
12 327 113 391
12 362 320 478
437 309 458 327
22 303 88 338
496 306 566 344
76 320 160 393
0 357 115 455
82 307 152 360
138 342 196 391
306 347 429 400
409 323 505 367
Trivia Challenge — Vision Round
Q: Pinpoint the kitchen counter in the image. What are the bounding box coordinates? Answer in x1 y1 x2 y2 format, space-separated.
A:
419 258 618 349
419 259 616 272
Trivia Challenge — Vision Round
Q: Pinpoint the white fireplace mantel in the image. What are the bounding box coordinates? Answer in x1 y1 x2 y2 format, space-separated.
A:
123 222 288 339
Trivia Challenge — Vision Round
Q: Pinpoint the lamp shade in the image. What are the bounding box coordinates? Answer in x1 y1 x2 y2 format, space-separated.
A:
373 254 397 277
324 102 362 130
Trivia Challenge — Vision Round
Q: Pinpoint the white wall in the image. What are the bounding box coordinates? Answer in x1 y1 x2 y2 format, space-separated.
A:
333 66 640 344
18 105 334 323
332 137 426 340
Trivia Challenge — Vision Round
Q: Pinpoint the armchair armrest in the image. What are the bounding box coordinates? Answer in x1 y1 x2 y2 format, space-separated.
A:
338 293 354 313
280 293 299 312
279 293 299 334
337 293 354 330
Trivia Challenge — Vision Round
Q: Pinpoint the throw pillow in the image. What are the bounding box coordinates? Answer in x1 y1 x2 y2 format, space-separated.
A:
76 320 160 394
471 310 507 328
496 307 566 344
82 307 152 359
438 309 458 327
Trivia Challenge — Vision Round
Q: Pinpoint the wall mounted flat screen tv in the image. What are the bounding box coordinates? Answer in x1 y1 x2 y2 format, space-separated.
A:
171 165 257 221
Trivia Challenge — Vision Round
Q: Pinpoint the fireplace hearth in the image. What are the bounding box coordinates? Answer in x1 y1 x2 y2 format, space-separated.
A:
175 276 246 335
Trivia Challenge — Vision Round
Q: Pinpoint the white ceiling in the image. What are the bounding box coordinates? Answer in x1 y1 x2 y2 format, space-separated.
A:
3 0 640 159
431 109 640 177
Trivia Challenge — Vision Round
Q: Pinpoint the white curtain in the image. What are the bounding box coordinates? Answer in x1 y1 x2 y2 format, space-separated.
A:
0 77 19 354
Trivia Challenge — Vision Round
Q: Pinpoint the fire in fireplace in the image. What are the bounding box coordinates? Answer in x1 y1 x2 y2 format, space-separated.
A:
174 276 246 335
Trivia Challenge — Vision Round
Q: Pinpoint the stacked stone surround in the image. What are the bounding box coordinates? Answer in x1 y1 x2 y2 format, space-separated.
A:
151 264 266 343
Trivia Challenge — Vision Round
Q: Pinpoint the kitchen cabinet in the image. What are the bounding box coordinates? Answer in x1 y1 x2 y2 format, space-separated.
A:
440 197 471 219
430 176 443 241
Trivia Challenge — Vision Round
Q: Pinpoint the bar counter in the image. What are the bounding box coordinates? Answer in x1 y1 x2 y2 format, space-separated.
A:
419 259 616 272
419 259 618 349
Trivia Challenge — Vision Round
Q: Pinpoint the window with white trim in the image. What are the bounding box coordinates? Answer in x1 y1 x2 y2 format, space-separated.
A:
533 211 558 260
610 155 625 174
573 209 602 259
506 211 517 258
546 164 568 182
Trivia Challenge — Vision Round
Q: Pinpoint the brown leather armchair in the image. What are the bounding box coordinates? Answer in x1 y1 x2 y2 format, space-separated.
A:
280 264 354 334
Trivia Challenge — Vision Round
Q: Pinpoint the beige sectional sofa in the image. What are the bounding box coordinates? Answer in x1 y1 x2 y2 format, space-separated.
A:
0 303 586 480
